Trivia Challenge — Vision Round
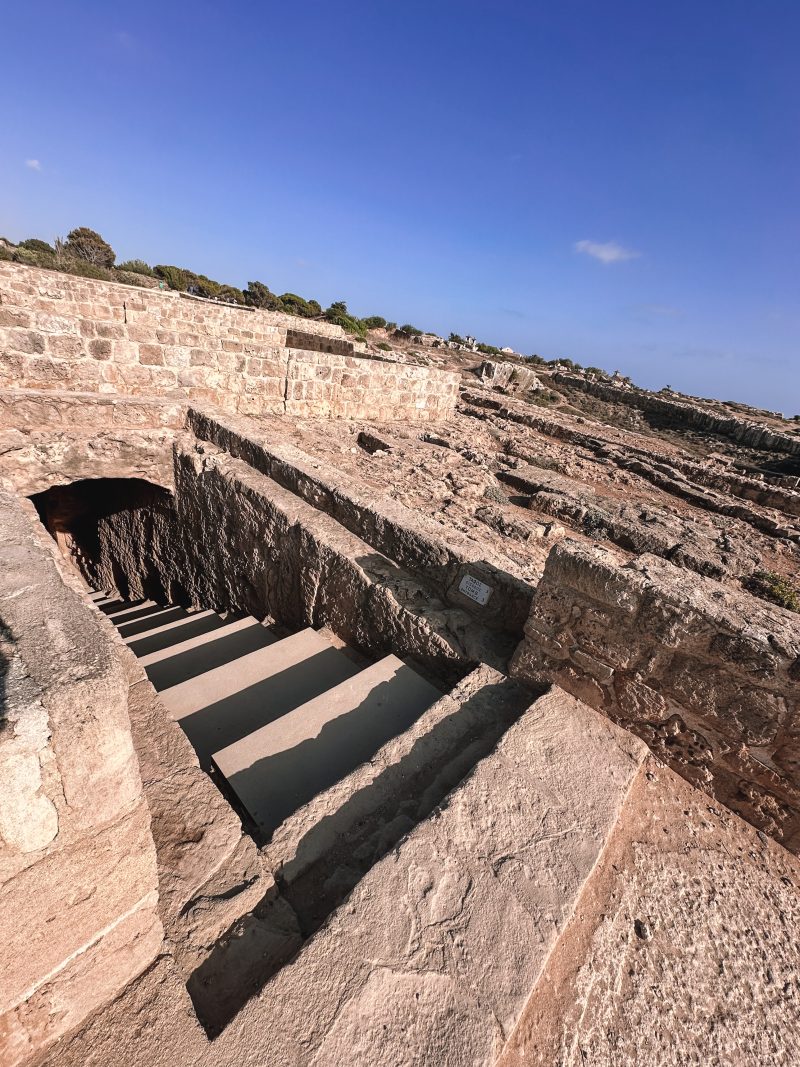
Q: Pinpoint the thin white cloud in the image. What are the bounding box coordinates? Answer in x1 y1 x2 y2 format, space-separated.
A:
25 159 42 171
575 239 640 264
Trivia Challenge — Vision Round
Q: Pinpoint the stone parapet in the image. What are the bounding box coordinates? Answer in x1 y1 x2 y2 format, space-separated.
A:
510 539 800 851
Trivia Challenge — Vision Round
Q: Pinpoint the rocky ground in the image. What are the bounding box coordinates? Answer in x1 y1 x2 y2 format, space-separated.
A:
250 370 800 609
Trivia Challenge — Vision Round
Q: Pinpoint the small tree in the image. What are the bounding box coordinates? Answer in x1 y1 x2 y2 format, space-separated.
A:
63 227 115 267
244 280 282 310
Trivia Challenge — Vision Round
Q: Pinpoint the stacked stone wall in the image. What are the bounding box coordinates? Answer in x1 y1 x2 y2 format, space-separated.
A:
0 264 459 422
284 348 460 422
510 539 800 852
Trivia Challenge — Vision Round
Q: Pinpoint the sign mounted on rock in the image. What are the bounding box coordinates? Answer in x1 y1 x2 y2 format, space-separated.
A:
458 573 493 606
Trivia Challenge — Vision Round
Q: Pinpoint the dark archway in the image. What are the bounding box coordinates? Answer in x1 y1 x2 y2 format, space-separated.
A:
30 477 180 603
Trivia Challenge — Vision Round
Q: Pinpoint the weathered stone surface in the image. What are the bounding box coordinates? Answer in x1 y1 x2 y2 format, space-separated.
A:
499 758 800 1067
478 359 542 393
511 539 800 850
0 492 161 1065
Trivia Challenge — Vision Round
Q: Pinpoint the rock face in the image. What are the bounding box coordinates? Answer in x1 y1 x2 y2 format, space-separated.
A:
478 360 542 393
0 490 162 1065
553 371 800 457
510 539 800 852
497 754 800 1067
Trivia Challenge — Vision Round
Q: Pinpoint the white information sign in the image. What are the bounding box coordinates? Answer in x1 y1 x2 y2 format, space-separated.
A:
458 573 493 606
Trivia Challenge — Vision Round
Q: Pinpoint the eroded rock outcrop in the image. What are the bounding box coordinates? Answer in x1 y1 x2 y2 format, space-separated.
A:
511 539 800 851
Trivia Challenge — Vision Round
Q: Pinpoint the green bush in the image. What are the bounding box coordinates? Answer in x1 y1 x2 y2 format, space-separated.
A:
279 293 322 318
742 571 799 613
362 315 387 329
154 264 193 291
215 284 246 305
477 342 501 356
20 238 55 255
325 301 368 339
0 245 14 262
117 259 155 276
64 227 115 267
244 280 282 310
12 247 49 266
399 324 422 336
377 342 391 351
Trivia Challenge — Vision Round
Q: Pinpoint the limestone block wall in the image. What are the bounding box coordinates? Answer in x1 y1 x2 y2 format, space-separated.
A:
510 540 800 852
0 490 162 1065
0 264 460 422
284 348 460 423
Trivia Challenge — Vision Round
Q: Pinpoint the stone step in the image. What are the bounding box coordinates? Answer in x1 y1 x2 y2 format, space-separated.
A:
266 664 531 936
160 628 362 769
125 610 230 658
227 687 649 1065
142 616 279 692
212 654 441 840
103 598 160 619
97 596 152 617
117 606 200 635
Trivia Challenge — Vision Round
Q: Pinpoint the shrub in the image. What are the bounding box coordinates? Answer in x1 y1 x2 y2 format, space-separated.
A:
117 259 155 276
362 315 387 329
215 284 246 305
20 238 55 255
377 342 391 351
244 280 282 310
742 571 799 613
64 227 115 267
189 274 221 299
399 324 423 336
154 264 193 291
449 332 465 345
55 257 115 280
279 293 322 318
325 301 368 339
12 246 50 266
0 245 13 261
385 321 397 332
477 342 501 356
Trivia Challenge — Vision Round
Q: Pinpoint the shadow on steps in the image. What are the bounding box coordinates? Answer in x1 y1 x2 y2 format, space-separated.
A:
185 674 536 1039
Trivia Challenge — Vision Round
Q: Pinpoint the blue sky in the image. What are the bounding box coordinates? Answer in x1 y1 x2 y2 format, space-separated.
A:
2 1 798 412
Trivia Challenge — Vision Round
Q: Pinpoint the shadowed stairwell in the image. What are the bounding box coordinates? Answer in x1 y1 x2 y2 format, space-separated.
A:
90 590 533 1037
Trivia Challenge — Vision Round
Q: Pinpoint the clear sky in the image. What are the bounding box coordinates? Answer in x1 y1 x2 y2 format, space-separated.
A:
2 1 798 413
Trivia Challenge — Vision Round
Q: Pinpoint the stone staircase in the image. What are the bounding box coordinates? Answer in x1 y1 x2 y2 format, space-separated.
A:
90 592 441 843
